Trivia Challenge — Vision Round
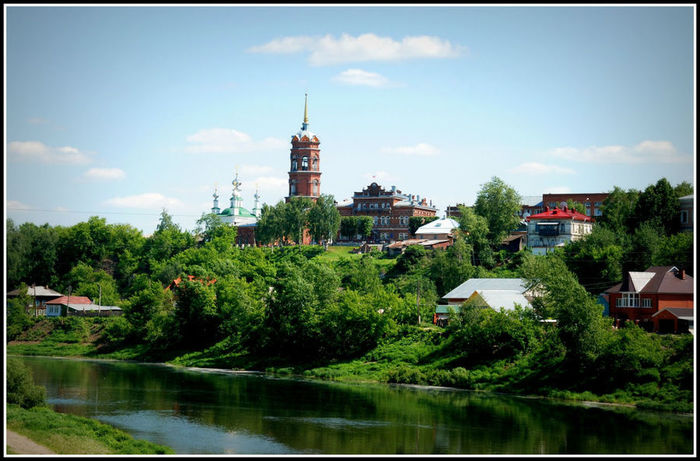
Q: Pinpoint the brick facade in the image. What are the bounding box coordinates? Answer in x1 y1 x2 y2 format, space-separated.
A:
338 182 437 242
542 192 609 221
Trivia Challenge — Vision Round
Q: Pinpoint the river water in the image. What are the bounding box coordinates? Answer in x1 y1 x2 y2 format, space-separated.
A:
14 355 694 455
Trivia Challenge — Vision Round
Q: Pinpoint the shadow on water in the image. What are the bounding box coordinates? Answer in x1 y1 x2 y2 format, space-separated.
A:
15 355 694 455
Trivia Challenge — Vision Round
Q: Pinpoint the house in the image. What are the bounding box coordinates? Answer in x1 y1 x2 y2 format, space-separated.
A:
337 182 437 242
605 266 694 333
414 217 460 241
434 278 533 326
525 205 592 255
7 285 64 316
679 194 693 233
45 296 92 317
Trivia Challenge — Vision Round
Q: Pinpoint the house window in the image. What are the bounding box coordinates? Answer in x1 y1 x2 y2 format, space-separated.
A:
641 298 652 308
616 293 640 308
680 210 688 224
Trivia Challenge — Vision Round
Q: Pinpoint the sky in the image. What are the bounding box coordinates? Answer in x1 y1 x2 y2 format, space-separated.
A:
4 4 696 234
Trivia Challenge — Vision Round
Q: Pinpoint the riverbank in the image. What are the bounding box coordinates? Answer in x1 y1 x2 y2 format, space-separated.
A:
6 404 174 455
7 319 694 415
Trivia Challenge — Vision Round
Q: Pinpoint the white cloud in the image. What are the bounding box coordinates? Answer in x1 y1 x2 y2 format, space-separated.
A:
333 69 391 87
381 143 439 156
509 162 575 175
104 193 183 210
248 33 466 66
83 168 126 181
185 128 286 154
8 141 92 164
549 140 691 164
6 200 32 210
28 117 49 125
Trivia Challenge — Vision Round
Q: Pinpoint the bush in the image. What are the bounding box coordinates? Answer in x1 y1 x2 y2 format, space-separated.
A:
7 358 46 409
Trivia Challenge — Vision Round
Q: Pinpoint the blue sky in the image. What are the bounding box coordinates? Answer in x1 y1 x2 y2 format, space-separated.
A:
5 5 695 234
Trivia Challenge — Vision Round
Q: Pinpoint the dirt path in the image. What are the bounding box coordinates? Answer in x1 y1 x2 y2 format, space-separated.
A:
6 429 55 454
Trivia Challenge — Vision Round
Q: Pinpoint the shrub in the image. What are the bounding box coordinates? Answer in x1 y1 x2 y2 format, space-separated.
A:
7 358 46 409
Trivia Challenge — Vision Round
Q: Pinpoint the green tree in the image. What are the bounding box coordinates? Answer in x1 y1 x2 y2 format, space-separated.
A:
340 216 359 240
563 226 624 294
63 262 121 306
7 283 34 340
457 206 494 268
474 177 521 246
283 197 314 245
7 358 46 409
357 216 374 240
630 178 681 235
597 186 639 235
173 278 219 348
256 202 285 246
307 194 341 247
521 252 611 367
674 180 693 198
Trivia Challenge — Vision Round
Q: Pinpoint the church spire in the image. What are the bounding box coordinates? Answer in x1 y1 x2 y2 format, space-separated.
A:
302 93 309 130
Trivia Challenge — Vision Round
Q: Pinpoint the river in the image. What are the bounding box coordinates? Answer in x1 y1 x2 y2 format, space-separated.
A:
14 355 694 455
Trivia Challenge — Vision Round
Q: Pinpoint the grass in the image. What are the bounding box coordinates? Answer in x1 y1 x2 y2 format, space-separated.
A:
6 404 174 454
314 245 361 261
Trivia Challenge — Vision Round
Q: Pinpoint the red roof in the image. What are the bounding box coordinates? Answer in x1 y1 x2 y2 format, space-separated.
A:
166 275 217 291
46 296 92 305
526 206 591 222
606 266 694 295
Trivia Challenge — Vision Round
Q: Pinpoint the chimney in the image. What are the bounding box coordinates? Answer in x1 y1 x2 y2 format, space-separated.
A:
681 269 686 280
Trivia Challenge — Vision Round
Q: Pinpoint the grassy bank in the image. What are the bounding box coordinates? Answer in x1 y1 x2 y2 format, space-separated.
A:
7 318 693 414
6 404 173 454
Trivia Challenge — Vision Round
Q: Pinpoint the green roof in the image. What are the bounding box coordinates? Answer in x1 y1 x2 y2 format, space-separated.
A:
219 207 256 218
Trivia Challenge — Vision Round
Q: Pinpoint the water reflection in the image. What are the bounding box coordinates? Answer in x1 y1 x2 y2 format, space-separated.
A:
15 355 693 455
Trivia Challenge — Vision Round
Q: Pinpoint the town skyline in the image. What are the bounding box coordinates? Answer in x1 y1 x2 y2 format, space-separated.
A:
5 5 695 234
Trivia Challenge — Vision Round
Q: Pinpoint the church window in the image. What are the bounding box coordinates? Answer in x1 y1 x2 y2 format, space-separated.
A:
291 156 298 171
290 181 297 195
312 157 318 171
302 156 309 170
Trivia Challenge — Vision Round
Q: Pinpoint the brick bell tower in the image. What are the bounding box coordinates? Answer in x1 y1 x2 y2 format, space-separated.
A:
286 94 321 202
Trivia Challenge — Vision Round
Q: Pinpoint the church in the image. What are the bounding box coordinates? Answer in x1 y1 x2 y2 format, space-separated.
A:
208 94 321 245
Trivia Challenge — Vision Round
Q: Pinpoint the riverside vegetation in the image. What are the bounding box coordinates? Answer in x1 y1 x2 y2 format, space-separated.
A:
6 177 694 414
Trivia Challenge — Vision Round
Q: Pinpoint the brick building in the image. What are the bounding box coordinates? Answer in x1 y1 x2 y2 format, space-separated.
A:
542 192 609 220
337 182 437 242
606 266 694 333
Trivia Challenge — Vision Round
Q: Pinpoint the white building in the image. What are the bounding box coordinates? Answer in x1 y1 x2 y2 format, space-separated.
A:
525 205 592 255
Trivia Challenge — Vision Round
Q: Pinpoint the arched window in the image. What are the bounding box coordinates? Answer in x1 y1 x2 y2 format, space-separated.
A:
312 180 319 196
291 156 298 171
312 157 318 171
302 156 309 170
290 180 297 195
